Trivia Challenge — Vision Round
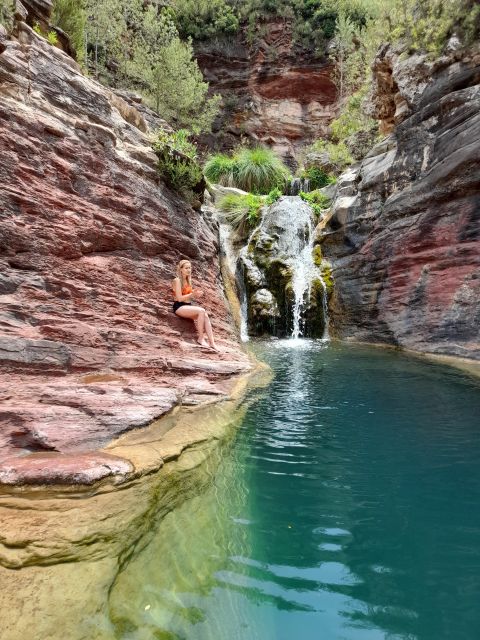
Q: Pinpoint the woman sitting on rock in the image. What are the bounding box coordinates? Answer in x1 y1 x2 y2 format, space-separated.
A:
172 259 218 351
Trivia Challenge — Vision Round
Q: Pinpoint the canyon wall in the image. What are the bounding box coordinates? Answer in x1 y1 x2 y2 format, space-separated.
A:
321 44 480 360
0 5 251 484
196 18 338 164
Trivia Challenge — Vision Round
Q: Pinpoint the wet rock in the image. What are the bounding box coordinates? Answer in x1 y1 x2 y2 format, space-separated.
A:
239 196 328 337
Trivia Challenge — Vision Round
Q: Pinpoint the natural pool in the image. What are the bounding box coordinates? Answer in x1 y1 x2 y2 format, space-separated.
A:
109 341 480 640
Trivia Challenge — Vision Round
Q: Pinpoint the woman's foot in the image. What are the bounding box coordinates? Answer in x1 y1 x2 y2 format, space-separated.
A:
197 338 210 348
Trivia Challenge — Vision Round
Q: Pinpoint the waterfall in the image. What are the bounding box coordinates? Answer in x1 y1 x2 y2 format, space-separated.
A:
218 223 249 342
278 198 327 339
216 195 330 342
288 177 311 196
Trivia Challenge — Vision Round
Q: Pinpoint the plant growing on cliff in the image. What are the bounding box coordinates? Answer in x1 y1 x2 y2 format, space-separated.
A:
204 147 289 194
172 0 239 41
218 193 265 232
265 187 282 205
235 147 289 194
51 0 86 62
204 154 238 187
153 129 204 200
300 190 331 219
300 167 336 190
0 0 15 31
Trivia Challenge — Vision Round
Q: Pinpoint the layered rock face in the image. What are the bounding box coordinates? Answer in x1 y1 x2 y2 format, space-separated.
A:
197 18 337 164
0 11 251 483
322 45 480 359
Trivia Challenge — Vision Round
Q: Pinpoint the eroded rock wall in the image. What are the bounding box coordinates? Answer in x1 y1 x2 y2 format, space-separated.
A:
322 45 480 359
197 18 338 164
0 14 251 480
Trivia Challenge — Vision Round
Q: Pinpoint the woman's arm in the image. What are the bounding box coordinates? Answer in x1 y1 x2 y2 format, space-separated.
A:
173 278 194 302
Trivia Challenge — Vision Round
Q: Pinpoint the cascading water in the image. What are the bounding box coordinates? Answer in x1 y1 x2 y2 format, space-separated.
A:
274 197 329 339
215 194 330 341
288 177 311 196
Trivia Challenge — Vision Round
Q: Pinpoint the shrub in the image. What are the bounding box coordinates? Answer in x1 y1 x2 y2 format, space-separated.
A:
172 0 239 40
47 30 59 45
204 154 238 187
0 0 15 31
152 129 204 200
204 147 289 194
301 166 336 190
300 190 331 218
51 0 86 61
330 88 376 142
218 193 265 231
265 187 282 205
234 147 289 194
308 139 353 172
153 128 198 158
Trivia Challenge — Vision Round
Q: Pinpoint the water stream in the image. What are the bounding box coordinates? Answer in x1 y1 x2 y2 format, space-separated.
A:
220 196 329 341
108 341 480 640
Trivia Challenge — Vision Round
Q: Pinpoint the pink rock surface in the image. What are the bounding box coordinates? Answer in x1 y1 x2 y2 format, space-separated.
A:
0 452 134 485
0 21 251 483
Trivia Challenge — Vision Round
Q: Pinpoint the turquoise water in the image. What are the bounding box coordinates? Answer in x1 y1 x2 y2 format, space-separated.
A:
110 341 480 640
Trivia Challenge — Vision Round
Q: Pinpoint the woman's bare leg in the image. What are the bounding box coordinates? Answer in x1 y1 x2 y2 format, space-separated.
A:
175 306 207 345
204 312 217 350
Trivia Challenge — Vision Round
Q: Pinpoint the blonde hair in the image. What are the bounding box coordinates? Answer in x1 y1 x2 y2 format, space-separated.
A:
176 259 191 290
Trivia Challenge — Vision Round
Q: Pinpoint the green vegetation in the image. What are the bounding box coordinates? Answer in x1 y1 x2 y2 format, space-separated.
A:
152 129 203 200
300 190 331 218
320 262 334 296
48 0 220 133
301 166 336 190
172 0 239 41
265 187 282 205
312 245 322 267
235 147 289 194
218 193 265 231
47 30 59 45
308 140 353 171
204 147 289 194
203 154 238 187
237 0 370 55
0 0 15 30
51 0 85 59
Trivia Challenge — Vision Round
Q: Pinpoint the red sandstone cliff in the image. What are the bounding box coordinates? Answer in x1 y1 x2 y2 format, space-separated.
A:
196 18 338 164
0 9 251 484
321 44 480 360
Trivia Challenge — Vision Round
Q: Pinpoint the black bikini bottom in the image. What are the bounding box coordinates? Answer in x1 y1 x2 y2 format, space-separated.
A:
173 301 192 313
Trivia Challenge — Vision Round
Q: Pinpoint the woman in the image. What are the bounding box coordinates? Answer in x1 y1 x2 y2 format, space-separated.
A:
172 259 218 351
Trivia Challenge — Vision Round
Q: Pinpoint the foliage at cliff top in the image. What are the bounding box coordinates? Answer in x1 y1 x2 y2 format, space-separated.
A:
0 0 15 30
47 0 220 133
171 0 239 41
168 0 479 58
204 147 290 195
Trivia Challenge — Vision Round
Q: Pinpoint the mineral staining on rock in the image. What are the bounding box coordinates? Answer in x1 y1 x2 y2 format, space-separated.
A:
321 45 480 359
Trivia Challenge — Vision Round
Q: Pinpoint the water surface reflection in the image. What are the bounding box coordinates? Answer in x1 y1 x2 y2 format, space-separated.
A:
109 341 480 640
